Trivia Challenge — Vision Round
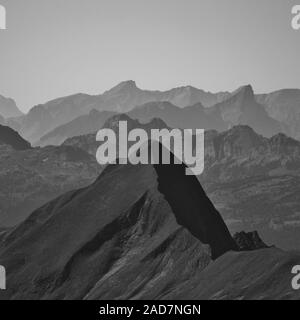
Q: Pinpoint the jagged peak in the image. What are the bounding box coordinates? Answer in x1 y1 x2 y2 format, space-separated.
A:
232 84 254 99
104 80 138 95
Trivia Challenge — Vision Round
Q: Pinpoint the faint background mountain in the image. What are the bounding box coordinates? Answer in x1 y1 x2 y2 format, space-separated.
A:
256 89 300 140
210 85 281 137
30 83 295 148
0 95 23 118
37 110 117 147
5 81 231 144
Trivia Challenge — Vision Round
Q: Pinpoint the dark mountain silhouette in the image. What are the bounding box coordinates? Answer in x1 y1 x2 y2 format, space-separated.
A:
0 157 238 299
0 95 23 118
0 125 31 150
256 89 300 140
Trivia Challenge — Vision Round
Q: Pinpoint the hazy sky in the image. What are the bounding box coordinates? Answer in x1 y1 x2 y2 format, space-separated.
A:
0 0 299 112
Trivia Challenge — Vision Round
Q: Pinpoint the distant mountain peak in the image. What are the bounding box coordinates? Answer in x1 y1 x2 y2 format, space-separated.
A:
233 84 254 100
104 80 138 95
0 94 23 118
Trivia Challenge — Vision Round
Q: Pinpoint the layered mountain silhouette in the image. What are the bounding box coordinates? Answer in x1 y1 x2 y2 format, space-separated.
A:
37 109 117 147
32 84 287 147
4 82 300 145
128 101 227 131
8 81 230 144
0 95 23 119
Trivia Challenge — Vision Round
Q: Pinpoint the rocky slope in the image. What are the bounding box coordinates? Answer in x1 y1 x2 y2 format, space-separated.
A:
161 247 300 300
0 144 100 227
0 161 237 300
201 125 300 250
0 160 299 300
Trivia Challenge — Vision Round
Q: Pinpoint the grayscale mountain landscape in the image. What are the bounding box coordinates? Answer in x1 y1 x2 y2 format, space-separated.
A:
0 80 300 300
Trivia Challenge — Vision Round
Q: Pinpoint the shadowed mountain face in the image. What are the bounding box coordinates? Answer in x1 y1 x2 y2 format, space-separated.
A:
161 248 300 300
0 125 31 151
0 161 237 300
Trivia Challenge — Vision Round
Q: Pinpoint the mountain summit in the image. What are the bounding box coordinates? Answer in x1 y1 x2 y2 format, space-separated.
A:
0 159 237 299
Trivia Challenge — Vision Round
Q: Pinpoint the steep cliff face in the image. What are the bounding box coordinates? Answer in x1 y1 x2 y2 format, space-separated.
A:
0 161 237 300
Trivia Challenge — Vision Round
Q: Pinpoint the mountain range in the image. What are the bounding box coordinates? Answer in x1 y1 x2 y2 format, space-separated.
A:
35 84 286 147
0 125 100 227
1 113 300 299
2 82 300 145
64 119 300 251
4 81 230 144
0 151 299 300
